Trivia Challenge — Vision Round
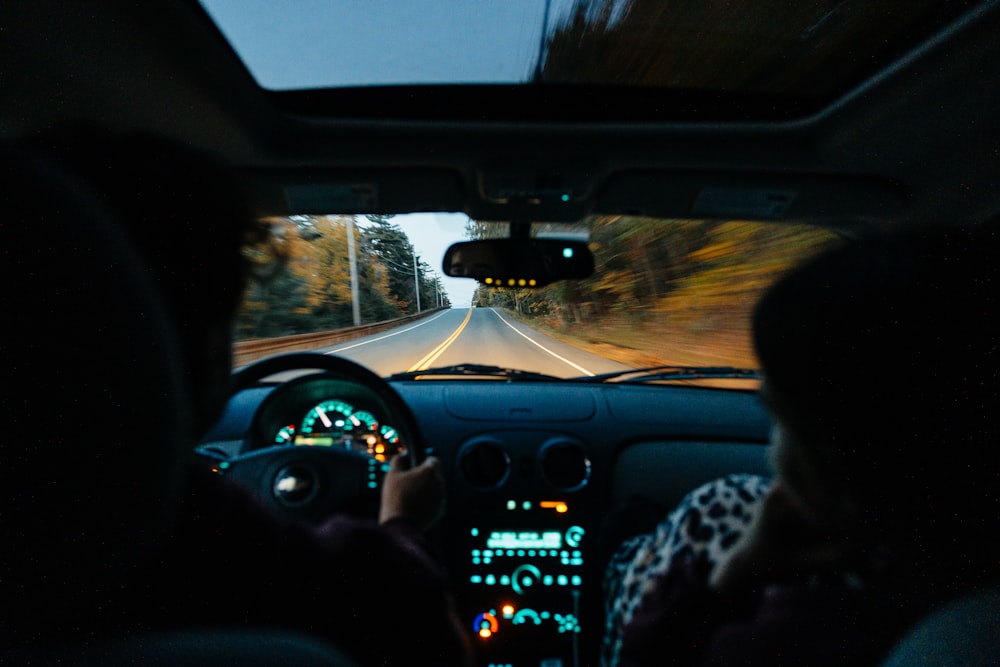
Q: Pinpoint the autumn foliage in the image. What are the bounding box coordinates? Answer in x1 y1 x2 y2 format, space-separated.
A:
237 215 446 339
473 217 837 368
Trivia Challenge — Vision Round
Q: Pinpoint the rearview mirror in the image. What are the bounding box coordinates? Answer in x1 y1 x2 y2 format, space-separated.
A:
443 239 594 287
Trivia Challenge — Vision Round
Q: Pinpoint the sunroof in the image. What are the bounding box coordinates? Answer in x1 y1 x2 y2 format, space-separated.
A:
199 0 560 89
201 0 976 105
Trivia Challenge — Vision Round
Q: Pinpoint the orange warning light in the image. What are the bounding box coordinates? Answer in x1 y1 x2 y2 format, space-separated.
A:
541 500 569 513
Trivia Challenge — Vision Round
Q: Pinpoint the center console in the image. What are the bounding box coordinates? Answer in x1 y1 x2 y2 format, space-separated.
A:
451 433 593 667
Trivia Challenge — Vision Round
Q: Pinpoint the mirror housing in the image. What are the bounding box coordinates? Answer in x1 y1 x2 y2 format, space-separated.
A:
443 238 594 287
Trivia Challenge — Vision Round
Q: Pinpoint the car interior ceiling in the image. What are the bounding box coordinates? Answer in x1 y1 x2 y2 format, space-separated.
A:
2 1 999 228
3 1 1000 666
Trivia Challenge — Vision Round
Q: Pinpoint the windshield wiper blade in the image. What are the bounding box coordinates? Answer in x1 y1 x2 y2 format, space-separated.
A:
573 365 760 384
386 364 563 382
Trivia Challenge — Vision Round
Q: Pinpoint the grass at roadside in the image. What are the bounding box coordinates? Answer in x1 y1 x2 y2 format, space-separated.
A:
505 309 759 370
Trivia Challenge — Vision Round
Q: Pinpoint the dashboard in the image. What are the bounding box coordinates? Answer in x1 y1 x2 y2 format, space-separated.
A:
199 364 773 667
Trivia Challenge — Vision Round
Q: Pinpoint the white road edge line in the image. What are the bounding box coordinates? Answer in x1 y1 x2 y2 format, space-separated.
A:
491 309 595 376
324 310 451 354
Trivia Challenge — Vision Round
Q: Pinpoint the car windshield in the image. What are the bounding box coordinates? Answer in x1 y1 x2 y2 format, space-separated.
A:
235 215 839 381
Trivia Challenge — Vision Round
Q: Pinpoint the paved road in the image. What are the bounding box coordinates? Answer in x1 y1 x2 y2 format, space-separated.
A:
316 307 633 378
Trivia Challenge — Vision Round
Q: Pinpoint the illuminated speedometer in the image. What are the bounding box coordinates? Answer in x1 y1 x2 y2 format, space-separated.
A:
298 399 354 447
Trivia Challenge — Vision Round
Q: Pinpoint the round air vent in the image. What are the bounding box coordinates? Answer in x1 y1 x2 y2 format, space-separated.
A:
539 438 590 491
458 438 510 488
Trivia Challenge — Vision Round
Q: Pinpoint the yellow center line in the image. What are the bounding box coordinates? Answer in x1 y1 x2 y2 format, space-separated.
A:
406 307 474 372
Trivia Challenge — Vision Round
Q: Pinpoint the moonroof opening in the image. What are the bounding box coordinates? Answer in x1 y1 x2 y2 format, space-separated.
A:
199 0 556 90
200 0 978 110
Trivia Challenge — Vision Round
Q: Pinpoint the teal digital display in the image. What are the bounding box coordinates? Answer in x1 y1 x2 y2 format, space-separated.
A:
486 531 562 550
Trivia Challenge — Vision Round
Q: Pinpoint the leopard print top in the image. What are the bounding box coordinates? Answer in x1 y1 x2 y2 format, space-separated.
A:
601 474 772 666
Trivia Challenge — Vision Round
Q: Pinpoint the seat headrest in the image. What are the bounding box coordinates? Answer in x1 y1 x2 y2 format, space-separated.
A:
1 141 191 645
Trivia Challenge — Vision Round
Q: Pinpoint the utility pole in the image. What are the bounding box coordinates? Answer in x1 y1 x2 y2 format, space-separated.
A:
346 216 360 326
413 254 421 312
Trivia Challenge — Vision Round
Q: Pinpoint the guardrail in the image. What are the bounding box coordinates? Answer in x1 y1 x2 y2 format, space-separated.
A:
233 307 448 367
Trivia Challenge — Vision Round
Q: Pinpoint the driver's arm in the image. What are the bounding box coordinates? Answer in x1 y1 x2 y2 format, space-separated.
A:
138 463 474 666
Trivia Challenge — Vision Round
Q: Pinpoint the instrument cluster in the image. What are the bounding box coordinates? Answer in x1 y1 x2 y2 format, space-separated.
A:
271 397 403 461
249 374 408 465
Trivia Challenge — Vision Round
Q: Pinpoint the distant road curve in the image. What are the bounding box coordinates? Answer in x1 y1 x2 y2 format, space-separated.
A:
318 307 633 378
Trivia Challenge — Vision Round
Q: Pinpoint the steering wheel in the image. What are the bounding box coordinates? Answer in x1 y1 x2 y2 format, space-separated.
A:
203 353 425 522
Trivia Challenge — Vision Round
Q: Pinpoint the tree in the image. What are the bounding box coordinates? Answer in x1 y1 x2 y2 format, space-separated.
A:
237 217 314 337
362 217 421 313
297 215 355 328
237 215 421 339
459 214 837 350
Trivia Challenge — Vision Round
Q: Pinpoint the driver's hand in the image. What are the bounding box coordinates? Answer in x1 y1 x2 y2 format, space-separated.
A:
379 453 445 531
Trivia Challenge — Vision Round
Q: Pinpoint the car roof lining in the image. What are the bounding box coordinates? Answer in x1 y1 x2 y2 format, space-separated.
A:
2 0 999 229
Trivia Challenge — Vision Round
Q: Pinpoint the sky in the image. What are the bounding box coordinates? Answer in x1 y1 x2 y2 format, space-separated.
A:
387 212 478 308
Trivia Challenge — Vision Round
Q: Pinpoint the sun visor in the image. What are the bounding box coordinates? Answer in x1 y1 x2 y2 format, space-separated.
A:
598 171 905 222
248 169 465 216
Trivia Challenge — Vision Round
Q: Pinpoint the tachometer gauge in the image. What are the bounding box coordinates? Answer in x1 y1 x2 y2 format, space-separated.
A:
351 410 379 433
